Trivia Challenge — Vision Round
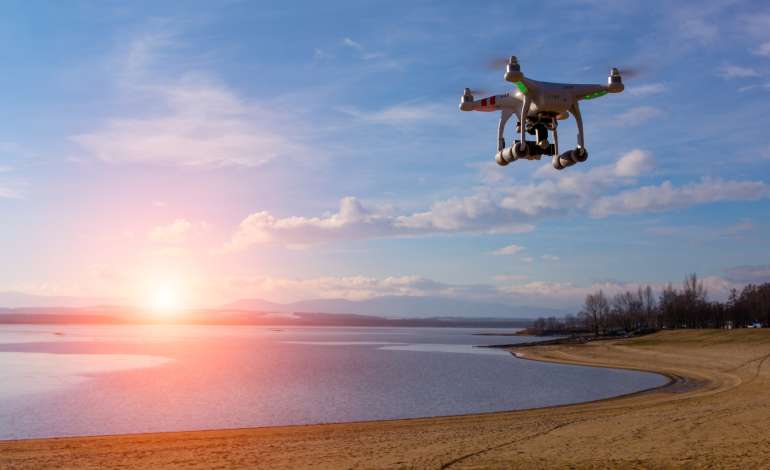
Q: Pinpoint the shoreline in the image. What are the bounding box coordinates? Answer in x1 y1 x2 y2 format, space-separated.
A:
2 329 768 468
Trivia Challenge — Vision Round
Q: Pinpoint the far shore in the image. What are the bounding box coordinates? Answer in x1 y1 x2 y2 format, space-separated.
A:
2 329 769 469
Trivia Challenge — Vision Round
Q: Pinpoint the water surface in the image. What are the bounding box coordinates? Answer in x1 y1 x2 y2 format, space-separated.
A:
0 325 666 439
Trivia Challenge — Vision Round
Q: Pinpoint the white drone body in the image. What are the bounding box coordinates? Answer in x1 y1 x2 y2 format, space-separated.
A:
460 56 624 170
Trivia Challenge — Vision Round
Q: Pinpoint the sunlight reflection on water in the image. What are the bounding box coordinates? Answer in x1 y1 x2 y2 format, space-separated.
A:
0 352 172 398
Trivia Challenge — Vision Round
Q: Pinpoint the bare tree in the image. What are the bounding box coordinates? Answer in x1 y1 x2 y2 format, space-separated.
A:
581 290 609 336
642 285 656 328
547 275 770 334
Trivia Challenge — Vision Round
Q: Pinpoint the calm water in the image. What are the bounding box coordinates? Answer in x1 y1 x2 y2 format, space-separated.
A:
0 325 667 440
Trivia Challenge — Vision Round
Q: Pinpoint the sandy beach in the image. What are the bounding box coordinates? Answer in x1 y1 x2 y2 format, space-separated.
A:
2 329 769 469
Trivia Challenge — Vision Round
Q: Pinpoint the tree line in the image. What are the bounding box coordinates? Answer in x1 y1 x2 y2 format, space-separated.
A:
531 274 770 335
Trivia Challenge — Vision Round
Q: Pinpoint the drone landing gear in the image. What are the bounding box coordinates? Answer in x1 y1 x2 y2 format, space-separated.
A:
551 103 589 170
552 102 589 170
552 147 588 170
495 139 553 166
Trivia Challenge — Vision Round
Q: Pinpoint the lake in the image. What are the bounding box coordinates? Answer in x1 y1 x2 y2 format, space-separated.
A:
0 325 667 440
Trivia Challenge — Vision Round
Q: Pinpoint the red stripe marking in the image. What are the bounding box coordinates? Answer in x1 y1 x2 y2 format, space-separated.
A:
490 96 496 106
480 98 487 107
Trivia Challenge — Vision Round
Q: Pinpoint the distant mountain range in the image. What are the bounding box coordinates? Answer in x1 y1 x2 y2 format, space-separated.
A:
223 295 566 318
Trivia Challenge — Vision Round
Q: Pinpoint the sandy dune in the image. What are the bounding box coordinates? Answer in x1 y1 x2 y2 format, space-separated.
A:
2 330 769 469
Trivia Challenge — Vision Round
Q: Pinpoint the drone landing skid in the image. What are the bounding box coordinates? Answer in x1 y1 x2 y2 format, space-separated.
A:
495 140 553 165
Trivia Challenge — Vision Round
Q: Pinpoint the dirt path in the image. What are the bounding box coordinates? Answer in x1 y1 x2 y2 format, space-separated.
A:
2 330 769 469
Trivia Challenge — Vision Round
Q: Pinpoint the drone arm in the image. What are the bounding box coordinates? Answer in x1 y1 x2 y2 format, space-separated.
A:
497 109 514 151
553 124 559 156
574 84 609 101
519 95 531 145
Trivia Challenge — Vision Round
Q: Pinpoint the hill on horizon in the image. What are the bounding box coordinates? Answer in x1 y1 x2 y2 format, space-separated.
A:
224 295 567 319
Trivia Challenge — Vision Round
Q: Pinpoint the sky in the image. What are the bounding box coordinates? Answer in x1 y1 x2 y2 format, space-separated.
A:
1 0 769 312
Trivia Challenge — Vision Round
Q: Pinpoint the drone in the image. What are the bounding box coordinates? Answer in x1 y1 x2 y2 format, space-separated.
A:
460 56 624 170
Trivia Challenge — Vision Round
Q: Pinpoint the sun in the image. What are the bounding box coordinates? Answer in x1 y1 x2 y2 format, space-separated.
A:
148 283 184 314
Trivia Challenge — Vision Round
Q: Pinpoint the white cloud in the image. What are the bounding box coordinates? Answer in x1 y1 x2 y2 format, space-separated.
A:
337 102 446 125
149 219 193 244
532 162 556 179
680 18 718 45
613 149 655 177
591 178 770 217
496 149 654 217
71 32 308 168
614 106 662 127
0 143 27 198
498 275 742 307
493 274 529 282
722 219 754 236
718 65 760 78
627 83 667 96
0 185 21 199
0 141 25 155
0 167 23 199
724 265 770 283
340 37 385 61
72 78 303 168
753 42 770 57
122 29 175 79
342 37 364 51
224 274 695 309
542 254 560 261
491 244 524 255
498 280 632 306
644 218 755 240
743 13 770 40
225 274 488 302
313 48 333 60
396 193 536 233
148 218 208 244
473 161 508 184
223 195 536 252
738 83 770 92
221 272 748 309
645 225 682 236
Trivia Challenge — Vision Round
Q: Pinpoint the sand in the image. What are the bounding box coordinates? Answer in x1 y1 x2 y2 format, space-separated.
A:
2 329 769 469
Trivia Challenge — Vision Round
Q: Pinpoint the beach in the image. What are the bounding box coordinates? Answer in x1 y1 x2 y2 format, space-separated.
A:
2 329 769 469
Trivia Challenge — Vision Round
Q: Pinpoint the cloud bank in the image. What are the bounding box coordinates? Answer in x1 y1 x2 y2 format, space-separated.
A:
224 149 770 251
220 272 746 310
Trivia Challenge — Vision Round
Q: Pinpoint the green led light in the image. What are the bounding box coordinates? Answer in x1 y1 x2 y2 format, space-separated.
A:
514 81 528 94
583 90 608 100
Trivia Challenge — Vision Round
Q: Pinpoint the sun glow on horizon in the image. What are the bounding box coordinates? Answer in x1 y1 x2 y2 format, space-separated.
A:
146 282 186 314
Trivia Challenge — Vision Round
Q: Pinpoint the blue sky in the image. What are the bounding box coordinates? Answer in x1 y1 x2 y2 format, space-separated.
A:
0 0 769 310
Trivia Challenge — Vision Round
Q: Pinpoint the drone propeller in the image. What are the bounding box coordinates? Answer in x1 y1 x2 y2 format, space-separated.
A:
466 88 489 96
486 56 510 70
615 66 642 79
486 55 646 80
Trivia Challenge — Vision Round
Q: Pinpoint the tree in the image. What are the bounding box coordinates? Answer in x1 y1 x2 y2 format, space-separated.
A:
552 276 770 334
581 290 609 336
